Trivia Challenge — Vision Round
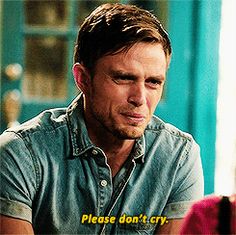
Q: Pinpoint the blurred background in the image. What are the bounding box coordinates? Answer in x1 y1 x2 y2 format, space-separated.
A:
0 0 235 196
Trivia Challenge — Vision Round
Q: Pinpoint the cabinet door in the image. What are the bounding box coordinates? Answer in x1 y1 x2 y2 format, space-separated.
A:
1 0 77 130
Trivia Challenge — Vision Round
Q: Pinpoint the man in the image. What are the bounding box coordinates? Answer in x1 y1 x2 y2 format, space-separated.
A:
0 3 204 234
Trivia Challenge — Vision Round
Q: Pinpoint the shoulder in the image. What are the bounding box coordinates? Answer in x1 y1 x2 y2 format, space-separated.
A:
1 107 68 140
145 115 195 144
191 195 221 209
144 115 200 168
0 107 71 162
180 195 221 234
0 107 72 187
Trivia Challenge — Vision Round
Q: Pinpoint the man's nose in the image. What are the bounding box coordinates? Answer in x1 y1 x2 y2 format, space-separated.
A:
127 82 146 107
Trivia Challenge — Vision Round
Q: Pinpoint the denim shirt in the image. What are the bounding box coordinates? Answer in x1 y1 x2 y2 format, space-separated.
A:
0 95 204 234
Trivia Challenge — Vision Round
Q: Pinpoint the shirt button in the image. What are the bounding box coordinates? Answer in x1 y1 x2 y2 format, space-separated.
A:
100 180 107 187
92 149 98 155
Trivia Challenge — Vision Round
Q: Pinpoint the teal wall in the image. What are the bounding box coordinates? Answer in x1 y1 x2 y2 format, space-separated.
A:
156 0 221 194
190 0 222 194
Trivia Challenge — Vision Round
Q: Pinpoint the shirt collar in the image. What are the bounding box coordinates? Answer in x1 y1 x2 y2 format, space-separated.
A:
66 94 94 157
66 94 145 162
132 135 145 163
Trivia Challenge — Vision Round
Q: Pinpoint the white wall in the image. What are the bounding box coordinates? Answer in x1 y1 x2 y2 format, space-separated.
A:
215 0 236 195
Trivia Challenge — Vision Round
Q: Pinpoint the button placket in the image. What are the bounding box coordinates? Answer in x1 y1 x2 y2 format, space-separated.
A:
100 160 136 234
93 149 113 217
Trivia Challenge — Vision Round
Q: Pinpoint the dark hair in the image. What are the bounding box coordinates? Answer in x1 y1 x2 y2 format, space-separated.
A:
218 196 231 234
74 3 171 71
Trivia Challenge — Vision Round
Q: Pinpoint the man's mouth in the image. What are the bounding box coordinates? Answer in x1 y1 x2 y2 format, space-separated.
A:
121 112 146 124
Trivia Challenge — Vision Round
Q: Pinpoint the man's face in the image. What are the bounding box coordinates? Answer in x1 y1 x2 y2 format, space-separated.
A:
83 42 168 139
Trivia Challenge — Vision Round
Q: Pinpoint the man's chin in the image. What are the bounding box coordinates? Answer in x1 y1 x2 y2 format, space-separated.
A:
113 127 144 140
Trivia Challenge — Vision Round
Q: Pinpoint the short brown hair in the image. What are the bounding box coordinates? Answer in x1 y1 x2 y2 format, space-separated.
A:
74 3 171 71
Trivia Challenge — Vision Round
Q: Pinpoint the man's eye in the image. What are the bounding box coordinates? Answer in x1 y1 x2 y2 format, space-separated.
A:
118 76 134 80
146 79 163 88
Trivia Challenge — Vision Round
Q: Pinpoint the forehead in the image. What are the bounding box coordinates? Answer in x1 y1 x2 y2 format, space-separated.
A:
94 42 168 73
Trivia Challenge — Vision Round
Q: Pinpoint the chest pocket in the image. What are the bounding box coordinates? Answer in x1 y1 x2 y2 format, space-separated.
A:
115 222 156 235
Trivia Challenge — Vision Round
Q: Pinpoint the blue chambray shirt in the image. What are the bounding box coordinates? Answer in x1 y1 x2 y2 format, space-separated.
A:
0 95 204 234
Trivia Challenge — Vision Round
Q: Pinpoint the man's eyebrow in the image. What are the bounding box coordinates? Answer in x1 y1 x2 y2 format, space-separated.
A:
109 70 137 79
108 69 165 81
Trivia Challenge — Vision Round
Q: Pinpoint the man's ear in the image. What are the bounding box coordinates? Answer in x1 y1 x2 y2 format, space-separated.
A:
73 63 91 93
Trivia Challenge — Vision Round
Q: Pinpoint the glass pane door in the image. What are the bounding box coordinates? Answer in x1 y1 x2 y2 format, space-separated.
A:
23 0 69 101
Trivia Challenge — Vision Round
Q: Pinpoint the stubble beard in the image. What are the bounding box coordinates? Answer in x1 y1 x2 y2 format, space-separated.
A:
90 105 145 140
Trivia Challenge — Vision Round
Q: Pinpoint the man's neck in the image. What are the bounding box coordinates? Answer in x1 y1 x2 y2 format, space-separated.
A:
102 138 135 177
86 124 135 177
